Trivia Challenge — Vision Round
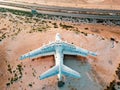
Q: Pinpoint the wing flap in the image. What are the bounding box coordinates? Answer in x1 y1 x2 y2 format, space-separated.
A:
40 65 59 80
62 65 81 78
63 42 97 57
63 50 88 57
29 51 54 59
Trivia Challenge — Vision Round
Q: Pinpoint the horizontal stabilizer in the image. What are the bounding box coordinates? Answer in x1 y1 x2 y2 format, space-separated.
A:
62 65 81 78
40 65 59 80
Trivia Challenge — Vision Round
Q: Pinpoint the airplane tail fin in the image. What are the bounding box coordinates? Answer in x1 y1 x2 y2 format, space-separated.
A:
62 65 81 78
40 65 59 80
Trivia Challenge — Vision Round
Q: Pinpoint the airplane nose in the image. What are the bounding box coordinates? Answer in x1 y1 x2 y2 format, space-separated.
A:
56 33 60 36
56 33 62 41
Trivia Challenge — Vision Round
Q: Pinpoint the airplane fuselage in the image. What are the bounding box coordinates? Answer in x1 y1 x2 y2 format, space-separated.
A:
55 43 64 81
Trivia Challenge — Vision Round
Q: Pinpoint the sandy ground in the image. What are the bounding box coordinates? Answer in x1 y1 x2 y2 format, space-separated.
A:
7 0 120 10
0 12 120 90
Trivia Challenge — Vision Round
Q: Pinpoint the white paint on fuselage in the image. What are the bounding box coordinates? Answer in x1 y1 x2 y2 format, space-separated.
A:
54 44 63 81
54 34 64 81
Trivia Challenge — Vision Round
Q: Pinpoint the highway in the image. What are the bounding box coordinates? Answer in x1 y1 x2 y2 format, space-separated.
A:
0 1 120 20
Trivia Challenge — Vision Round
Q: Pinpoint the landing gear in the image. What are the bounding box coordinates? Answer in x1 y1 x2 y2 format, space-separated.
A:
58 81 65 87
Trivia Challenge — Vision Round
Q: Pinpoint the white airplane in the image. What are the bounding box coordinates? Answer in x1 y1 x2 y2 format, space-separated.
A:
19 33 97 82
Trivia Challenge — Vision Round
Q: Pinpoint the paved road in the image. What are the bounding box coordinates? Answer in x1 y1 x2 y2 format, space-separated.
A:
0 1 120 20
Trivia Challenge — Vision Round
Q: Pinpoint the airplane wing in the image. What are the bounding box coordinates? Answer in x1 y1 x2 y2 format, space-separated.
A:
19 43 55 60
63 42 97 57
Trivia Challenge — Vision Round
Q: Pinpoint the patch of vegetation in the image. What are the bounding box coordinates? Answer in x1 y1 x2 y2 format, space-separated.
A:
101 37 105 40
81 32 87 36
7 64 12 74
37 27 46 32
30 24 50 33
42 86 45 90
13 28 21 36
52 22 58 28
104 80 116 90
116 64 120 79
0 33 6 40
0 8 33 17
110 37 119 43
59 23 74 30
6 83 10 86
28 83 32 87
49 21 51 23
37 28 43 32
74 28 80 34
32 72 36 77
84 27 89 30
6 64 23 87
104 64 120 90
42 20 47 23
0 26 21 42
110 38 115 41
0 28 7 30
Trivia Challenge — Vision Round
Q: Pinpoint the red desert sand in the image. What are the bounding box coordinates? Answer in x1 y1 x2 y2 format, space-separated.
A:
0 13 120 90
